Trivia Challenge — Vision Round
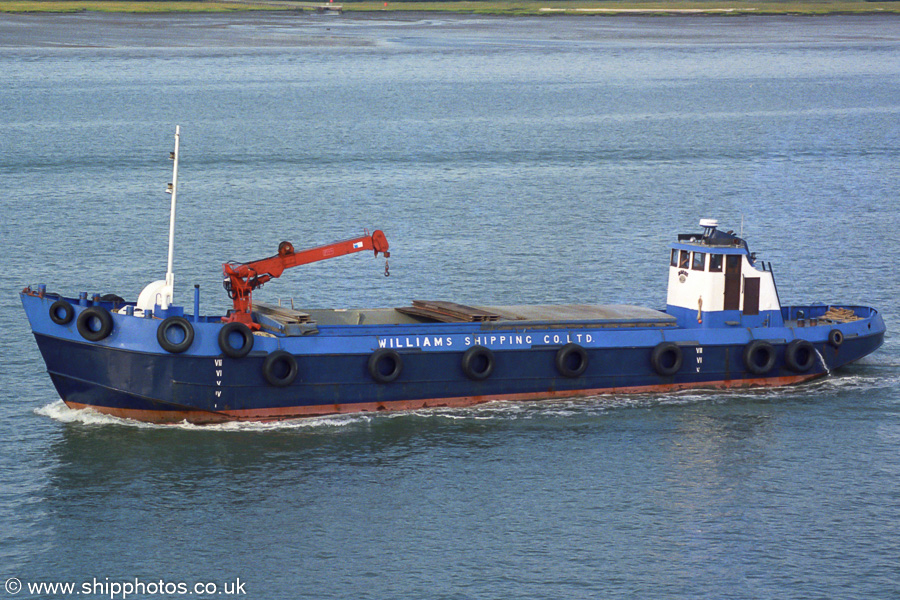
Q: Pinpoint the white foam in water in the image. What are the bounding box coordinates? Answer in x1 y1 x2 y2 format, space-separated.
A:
34 400 373 432
35 400 151 428
399 401 534 421
187 413 372 432
814 348 832 375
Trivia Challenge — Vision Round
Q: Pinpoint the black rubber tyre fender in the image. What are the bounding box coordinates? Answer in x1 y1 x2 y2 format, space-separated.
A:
218 322 254 358
650 342 682 377
785 339 816 373
556 343 589 378
743 340 776 375
76 306 113 342
462 345 495 381
156 316 195 354
828 329 844 348
49 300 74 325
368 349 403 384
262 350 298 387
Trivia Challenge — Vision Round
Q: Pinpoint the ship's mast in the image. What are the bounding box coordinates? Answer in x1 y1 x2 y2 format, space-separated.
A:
136 125 181 313
163 125 180 309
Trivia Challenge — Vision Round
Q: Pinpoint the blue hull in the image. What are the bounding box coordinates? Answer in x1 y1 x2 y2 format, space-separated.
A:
21 290 885 424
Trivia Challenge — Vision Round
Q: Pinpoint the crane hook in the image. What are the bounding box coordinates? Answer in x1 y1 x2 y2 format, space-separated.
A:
384 259 390 277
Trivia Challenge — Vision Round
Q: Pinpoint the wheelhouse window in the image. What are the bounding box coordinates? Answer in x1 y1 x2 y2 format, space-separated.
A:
679 250 690 268
670 249 678 267
692 252 706 271
709 254 724 272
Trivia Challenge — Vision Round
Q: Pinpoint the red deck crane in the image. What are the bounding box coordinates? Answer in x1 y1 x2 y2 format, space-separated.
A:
222 230 390 327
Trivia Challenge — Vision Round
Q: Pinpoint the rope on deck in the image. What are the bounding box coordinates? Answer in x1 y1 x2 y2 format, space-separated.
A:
820 307 860 323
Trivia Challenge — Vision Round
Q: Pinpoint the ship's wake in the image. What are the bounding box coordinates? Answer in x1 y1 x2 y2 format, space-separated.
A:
34 401 376 431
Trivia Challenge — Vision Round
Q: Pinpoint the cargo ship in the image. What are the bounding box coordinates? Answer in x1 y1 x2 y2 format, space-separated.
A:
20 129 886 424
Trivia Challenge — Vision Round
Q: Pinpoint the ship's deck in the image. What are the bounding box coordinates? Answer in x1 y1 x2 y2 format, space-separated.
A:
254 301 676 334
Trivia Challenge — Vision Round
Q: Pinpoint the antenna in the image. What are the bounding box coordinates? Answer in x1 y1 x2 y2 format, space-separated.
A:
163 125 180 308
740 213 744 239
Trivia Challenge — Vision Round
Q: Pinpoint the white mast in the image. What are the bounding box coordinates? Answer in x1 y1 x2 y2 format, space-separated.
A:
163 125 180 308
135 125 181 314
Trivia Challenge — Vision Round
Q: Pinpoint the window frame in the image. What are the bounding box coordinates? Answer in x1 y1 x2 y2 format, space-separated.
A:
692 251 706 271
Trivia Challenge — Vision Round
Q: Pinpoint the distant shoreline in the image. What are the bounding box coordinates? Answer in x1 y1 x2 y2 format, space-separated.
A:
3 0 900 16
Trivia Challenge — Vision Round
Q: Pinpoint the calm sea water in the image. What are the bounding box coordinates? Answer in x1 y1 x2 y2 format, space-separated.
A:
2 12 899 600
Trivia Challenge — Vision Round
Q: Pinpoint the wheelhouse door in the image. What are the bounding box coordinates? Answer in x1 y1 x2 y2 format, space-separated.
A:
724 255 742 310
743 278 760 315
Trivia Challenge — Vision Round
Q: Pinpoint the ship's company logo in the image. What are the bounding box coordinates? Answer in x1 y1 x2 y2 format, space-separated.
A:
678 269 689 283
378 336 454 349
378 333 594 350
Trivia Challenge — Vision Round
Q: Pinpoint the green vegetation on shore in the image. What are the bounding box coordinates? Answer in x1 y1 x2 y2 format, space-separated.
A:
3 0 900 15
0 1 284 11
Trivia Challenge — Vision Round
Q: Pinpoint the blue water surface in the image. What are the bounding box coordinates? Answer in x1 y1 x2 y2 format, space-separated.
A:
1 12 899 600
